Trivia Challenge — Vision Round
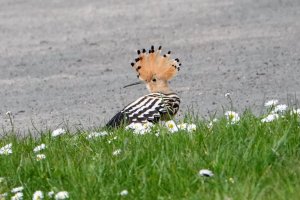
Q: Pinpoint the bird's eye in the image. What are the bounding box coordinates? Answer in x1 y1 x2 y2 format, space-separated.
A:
152 78 156 82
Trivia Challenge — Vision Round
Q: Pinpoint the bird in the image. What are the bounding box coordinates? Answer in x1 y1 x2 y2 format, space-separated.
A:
106 45 181 128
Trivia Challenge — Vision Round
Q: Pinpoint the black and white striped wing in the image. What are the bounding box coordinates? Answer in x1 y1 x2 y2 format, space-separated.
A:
106 93 180 128
123 93 180 123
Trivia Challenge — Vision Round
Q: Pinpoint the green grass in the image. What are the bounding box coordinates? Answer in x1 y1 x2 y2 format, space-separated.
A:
1 111 300 199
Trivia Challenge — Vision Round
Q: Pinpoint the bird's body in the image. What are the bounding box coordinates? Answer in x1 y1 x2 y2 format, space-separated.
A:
106 45 182 128
106 92 180 127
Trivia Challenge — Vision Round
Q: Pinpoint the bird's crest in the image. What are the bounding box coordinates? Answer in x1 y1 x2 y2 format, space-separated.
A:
131 45 181 82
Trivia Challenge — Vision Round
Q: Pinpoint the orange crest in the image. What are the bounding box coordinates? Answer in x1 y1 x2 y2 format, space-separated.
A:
130 46 181 81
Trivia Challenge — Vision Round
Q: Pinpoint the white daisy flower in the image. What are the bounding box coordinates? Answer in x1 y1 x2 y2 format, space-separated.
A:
264 99 279 107
33 144 46 153
120 189 128 196
143 122 153 129
290 108 300 115
138 122 154 134
32 190 44 200
165 120 178 133
135 127 151 135
86 131 108 139
187 124 197 132
11 186 24 193
261 113 279 123
51 128 66 137
0 143 12 155
199 169 214 177
54 191 69 200
36 154 46 161
11 192 23 200
273 104 288 113
134 128 147 135
177 123 187 130
178 122 196 132
125 123 144 131
112 149 122 156
126 123 152 135
225 111 240 124
48 191 55 198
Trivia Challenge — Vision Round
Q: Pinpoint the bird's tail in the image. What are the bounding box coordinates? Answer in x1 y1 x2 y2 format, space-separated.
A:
105 111 127 128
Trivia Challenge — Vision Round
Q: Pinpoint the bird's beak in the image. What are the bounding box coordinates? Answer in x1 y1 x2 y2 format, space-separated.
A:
123 81 143 88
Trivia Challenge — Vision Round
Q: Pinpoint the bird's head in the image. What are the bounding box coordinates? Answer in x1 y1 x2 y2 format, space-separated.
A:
125 45 181 94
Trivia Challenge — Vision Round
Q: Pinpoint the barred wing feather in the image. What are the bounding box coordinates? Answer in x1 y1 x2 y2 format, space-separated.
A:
105 93 180 128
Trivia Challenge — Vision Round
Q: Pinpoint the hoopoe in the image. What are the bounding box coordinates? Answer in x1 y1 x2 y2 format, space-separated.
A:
106 45 181 128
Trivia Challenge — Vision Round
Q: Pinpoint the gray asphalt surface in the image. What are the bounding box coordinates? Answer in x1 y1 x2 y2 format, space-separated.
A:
1 0 300 134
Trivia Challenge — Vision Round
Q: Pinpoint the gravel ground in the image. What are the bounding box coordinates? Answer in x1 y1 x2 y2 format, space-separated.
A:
1 0 300 134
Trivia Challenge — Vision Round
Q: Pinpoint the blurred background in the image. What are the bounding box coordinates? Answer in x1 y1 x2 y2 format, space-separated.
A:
0 0 299 133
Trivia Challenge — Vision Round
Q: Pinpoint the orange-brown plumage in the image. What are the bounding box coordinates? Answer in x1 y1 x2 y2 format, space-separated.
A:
131 46 181 83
